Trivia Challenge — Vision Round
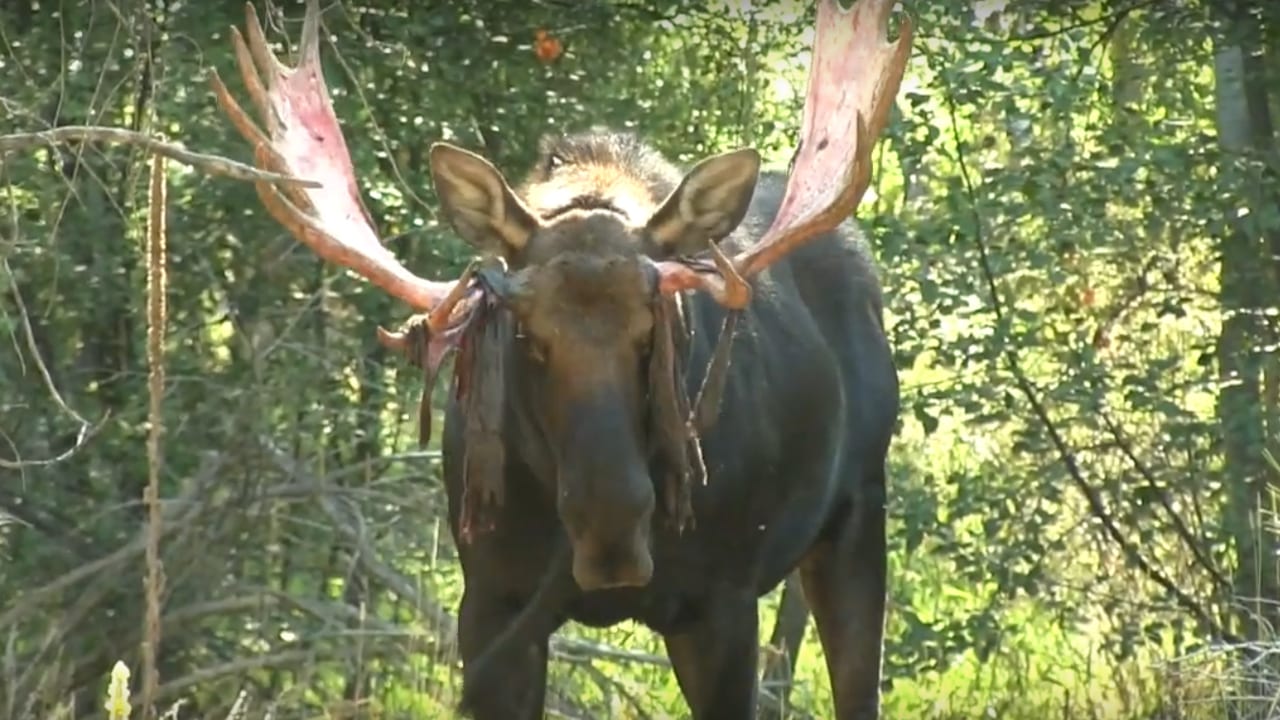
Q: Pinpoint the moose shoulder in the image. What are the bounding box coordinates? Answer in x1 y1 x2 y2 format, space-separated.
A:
211 0 911 716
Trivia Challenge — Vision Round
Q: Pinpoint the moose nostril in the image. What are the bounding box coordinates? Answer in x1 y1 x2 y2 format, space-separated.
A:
571 539 654 591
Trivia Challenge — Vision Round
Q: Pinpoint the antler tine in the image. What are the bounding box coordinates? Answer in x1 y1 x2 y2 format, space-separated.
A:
654 239 750 307
209 0 464 314
732 0 912 281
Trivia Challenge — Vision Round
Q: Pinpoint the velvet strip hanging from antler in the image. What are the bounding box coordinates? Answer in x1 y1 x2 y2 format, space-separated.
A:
400 265 509 544
647 294 742 533
451 281 508 543
692 310 739 434
648 296 701 532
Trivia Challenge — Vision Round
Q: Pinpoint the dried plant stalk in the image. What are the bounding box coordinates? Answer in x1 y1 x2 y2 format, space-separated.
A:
140 151 169 720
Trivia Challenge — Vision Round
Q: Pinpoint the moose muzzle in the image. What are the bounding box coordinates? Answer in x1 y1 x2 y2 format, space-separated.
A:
557 460 656 591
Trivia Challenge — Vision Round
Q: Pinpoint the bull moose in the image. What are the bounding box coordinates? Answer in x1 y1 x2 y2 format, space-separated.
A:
211 0 912 717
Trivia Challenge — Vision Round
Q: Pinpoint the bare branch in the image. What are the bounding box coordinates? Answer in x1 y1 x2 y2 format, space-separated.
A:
255 436 675 668
0 118 321 472
157 650 315 699
0 126 320 188
0 453 223 631
1096 405 1233 593
0 257 109 472
940 89 1235 645
1001 0 1163 42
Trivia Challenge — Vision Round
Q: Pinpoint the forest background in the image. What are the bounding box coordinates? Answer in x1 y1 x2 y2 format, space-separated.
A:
2 0 1279 718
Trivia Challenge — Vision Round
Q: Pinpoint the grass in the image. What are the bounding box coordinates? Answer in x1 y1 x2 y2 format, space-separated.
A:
86 640 1280 720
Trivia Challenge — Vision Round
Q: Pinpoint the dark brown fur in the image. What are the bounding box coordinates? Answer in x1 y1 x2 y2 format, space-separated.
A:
426 128 899 720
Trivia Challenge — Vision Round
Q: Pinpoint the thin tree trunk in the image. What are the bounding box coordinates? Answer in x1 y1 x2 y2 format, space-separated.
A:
759 572 810 719
1212 0 1279 647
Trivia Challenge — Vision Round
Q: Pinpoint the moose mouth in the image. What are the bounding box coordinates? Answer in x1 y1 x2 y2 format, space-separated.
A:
554 427 660 591
569 529 655 591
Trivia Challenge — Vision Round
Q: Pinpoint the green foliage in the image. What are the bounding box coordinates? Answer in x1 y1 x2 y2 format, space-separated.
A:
1 0 1278 718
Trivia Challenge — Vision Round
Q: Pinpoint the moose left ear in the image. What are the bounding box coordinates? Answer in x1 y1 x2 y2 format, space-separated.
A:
430 142 540 259
645 148 761 257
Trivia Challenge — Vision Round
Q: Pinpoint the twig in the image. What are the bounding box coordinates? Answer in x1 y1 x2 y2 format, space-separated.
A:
0 453 222 630
1096 405 1233 592
940 90 1235 644
1065 1 1153 85
10 481 215 707
1002 0 1163 42
255 436 674 667
0 126 320 188
140 152 168 720
0 257 109 471
575 662 652 720
156 650 315 699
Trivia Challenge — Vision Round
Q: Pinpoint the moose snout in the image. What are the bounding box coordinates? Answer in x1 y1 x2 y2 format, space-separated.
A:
571 533 654 590
558 469 656 591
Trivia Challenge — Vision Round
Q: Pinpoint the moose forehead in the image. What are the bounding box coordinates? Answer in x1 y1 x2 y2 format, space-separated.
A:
523 210 644 263
513 212 656 337
519 130 679 227
523 171 654 225
529 130 679 192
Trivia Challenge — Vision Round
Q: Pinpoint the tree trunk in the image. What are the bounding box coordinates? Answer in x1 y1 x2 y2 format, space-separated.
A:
1212 0 1279 647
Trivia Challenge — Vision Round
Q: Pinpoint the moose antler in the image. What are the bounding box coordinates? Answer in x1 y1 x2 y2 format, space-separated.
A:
209 0 477 346
657 0 913 307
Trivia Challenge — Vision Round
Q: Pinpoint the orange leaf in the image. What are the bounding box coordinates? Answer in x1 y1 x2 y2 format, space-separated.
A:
534 30 562 63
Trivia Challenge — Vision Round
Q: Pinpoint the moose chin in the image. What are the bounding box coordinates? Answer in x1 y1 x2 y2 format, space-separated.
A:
210 0 913 717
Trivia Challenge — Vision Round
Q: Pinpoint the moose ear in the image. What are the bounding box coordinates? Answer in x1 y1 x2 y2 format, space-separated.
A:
429 142 539 257
645 148 761 257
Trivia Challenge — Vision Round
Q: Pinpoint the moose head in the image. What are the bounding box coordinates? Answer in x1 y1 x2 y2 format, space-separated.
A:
211 0 911 591
420 133 768 588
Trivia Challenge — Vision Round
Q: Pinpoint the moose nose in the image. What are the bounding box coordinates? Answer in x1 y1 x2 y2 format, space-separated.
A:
571 536 655 591
558 468 656 591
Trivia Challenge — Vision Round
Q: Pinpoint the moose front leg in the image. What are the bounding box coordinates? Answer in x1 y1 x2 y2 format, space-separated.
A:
456 588 550 720
799 466 888 720
662 590 761 719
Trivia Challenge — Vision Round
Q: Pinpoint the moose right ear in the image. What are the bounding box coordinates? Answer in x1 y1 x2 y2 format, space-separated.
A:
645 148 761 257
429 143 539 258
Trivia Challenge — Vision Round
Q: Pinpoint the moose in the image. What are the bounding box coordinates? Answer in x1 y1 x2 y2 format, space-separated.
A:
211 0 912 717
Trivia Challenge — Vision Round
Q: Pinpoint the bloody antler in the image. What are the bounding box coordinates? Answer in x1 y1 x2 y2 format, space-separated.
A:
657 0 913 307
209 0 476 347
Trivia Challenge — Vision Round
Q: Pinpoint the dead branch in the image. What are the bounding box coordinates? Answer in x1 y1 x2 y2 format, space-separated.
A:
0 257 108 472
1096 404 1232 593
0 120 316 472
11 471 217 706
760 573 810 719
157 650 315 699
574 662 652 720
0 452 224 631
0 126 320 188
255 436 675 668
